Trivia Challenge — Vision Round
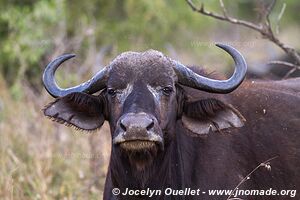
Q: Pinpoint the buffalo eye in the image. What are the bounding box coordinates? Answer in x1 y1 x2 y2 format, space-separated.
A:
162 86 173 96
107 88 117 97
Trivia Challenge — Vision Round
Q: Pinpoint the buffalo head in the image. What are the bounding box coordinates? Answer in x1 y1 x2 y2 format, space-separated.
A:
43 44 246 169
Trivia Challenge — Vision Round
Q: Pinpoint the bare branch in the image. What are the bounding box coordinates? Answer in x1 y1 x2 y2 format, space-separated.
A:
283 68 297 79
185 0 263 32
268 60 300 68
185 0 300 78
268 61 300 78
266 0 276 21
219 0 228 18
276 3 286 34
227 156 278 200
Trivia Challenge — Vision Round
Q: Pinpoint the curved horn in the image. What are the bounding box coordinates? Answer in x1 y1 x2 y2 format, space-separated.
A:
173 43 247 93
43 54 108 97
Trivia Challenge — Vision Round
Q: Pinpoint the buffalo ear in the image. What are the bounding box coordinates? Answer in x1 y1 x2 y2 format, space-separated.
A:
43 92 105 131
181 98 245 136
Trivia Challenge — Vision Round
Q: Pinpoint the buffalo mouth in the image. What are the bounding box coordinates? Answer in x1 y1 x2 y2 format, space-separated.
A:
113 131 164 152
117 139 161 170
119 140 157 151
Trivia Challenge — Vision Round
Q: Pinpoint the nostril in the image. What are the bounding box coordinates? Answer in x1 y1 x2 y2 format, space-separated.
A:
146 120 155 131
120 122 127 131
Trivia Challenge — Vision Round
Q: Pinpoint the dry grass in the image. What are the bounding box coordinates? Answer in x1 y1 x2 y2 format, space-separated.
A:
0 75 111 200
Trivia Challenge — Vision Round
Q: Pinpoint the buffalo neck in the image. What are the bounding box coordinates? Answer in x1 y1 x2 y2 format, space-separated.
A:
108 137 185 191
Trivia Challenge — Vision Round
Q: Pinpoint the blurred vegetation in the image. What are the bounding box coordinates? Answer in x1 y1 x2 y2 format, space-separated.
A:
0 0 299 199
1 0 298 95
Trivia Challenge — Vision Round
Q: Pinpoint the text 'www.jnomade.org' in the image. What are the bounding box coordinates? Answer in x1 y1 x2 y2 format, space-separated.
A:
111 187 297 198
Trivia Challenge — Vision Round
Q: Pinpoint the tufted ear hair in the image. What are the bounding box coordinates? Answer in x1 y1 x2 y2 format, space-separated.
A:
181 98 245 137
43 92 106 131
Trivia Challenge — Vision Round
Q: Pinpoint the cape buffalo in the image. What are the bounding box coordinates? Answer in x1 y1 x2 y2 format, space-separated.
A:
43 44 300 200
